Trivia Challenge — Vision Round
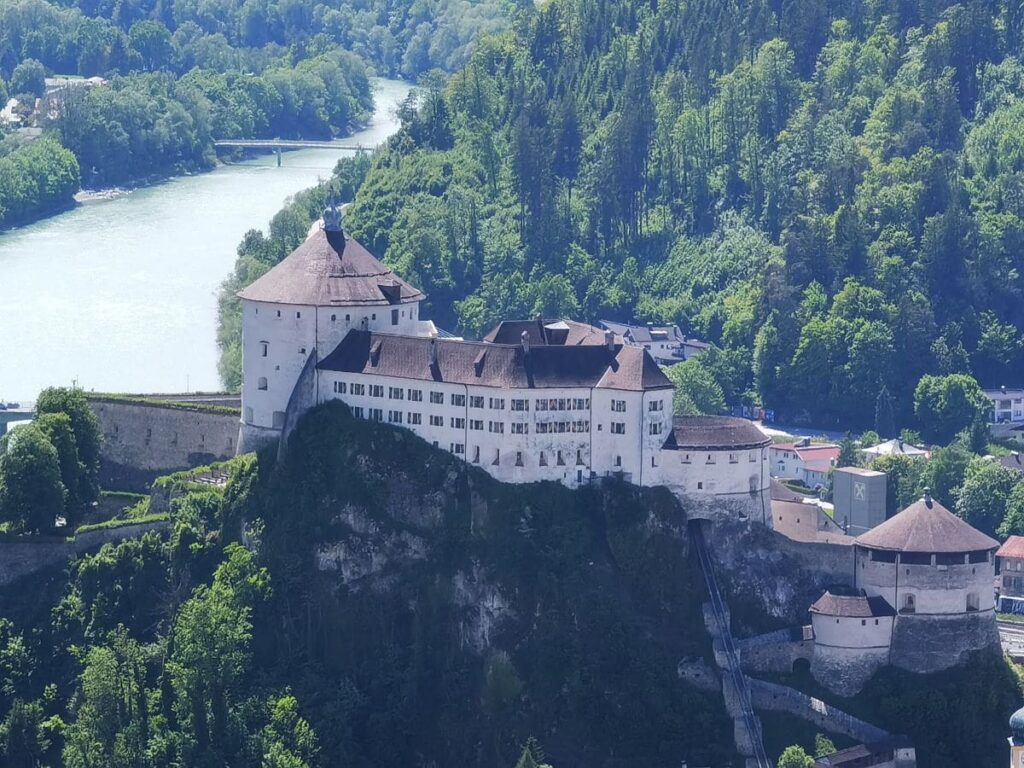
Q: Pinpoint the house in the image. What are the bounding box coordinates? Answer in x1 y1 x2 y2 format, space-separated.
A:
997 536 1024 608
984 386 1024 424
599 320 708 365
862 438 929 461
482 318 611 347
813 738 916 767
770 439 840 488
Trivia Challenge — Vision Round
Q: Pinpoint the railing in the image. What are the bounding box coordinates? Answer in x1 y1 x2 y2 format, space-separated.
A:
690 520 771 768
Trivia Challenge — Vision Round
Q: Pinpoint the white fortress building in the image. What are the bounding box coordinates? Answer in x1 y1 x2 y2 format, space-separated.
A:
237 206 771 519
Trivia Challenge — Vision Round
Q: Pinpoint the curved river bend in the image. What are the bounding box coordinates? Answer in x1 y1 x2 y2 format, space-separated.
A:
0 78 411 402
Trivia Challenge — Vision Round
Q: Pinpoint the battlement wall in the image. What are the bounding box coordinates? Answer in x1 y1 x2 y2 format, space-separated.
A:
87 396 239 491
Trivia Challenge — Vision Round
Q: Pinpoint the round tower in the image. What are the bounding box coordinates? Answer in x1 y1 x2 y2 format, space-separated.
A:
809 589 895 695
1010 705 1024 768
236 202 430 451
854 489 1000 673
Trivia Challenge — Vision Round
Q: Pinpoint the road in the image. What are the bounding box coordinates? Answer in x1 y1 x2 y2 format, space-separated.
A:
999 619 1024 657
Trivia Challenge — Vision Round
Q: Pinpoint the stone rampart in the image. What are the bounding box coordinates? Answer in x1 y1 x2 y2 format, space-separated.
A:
889 612 1000 674
749 678 891 744
0 520 169 586
737 627 814 674
88 397 239 491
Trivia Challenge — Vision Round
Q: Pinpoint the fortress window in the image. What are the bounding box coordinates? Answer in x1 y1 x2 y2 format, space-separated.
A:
648 400 663 412
430 391 444 404
516 451 524 467
353 407 364 418
682 454 691 464
372 313 376 321
408 413 422 425
430 415 443 427
273 411 286 428
472 446 480 463
511 423 528 434
409 389 423 402
966 593 979 612
611 399 626 412
902 594 916 613
369 385 384 398
331 314 336 322
470 419 483 431
539 452 547 467
492 449 500 466
370 409 383 422
488 421 505 434
389 387 404 400
615 455 622 467
333 381 347 394
536 399 548 411
706 454 716 464
557 451 565 466
276 310 281 317
346 314 350 322
611 422 626 435
451 443 465 455
296 311 301 318
452 394 466 407
392 309 399 325
576 450 584 466
697 482 703 490
451 417 466 429
511 399 529 411
299 347 306 355
968 550 990 564
470 396 484 408
257 377 268 391
388 411 403 424
490 397 505 410
871 550 897 563
861 620 866 626
260 341 268 357
729 453 738 463
649 423 663 435
350 383 365 396
749 451 757 462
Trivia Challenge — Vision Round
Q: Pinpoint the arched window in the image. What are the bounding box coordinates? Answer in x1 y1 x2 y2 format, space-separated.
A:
257 377 268 391
260 341 268 357
966 593 979 612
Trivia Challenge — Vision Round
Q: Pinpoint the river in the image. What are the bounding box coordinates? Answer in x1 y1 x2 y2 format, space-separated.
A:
0 77 411 403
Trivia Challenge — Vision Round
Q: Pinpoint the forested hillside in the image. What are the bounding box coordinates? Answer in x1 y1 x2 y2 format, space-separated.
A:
315 0 1024 430
0 0 514 225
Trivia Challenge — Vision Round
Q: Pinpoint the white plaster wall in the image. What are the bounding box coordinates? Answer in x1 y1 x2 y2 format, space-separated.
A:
857 548 995 615
653 446 769 497
811 613 893 650
313 301 424 360
241 300 317 431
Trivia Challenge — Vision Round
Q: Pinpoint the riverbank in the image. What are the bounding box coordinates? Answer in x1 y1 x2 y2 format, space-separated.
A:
0 78 412 402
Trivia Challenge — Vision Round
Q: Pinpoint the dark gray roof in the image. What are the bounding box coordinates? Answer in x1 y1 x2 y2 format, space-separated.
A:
1000 453 1024 474
810 591 895 618
238 228 424 307
662 416 771 451
483 319 611 347
855 495 999 553
318 331 673 391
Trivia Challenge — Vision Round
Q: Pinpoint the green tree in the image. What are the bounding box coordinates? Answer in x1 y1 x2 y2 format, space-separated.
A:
664 359 727 416
814 733 836 757
913 375 990 445
778 744 815 768
956 459 1021 538
871 454 926 517
0 699 50 768
9 59 45 98
0 425 65 534
874 385 897 439
35 388 101 508
921 444 973 509
35 412 83 525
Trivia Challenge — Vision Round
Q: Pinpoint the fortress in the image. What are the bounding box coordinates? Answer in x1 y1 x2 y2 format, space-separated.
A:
236 204 773 522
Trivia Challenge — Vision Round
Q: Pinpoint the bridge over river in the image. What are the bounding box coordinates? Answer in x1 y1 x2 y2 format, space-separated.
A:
214 139 368 165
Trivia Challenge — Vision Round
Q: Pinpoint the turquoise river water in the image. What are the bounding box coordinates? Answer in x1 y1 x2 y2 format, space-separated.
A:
0 77 411 402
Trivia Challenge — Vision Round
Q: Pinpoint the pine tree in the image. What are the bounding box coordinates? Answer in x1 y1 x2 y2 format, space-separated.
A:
874 385 897 439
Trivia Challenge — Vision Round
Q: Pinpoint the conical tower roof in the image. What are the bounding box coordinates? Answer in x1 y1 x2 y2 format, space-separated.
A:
855 491 998 553
237 227 424 308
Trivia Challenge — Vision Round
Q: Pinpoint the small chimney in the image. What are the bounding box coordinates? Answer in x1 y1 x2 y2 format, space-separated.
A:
322 198 346 257
1003 385 1008 394
430 338 438 367
521 330 531 355
605 329 615 351
923 486 933 506
646 322 654 333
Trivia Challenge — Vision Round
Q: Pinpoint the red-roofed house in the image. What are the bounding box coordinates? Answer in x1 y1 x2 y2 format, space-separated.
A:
770 440 840 488
997 536 1024 600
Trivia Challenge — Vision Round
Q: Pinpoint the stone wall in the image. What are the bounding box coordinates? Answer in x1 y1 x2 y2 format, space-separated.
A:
736 627 814 674
707 516 856 632
0 520 169 586
748 678 892 744
88 397 240 491
889 612 1001 674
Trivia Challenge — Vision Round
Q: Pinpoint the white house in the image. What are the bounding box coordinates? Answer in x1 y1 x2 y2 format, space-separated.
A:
861 438 929 461
599 320 708 365
237 205 772 514
984 386 1024 425
770 440 840 488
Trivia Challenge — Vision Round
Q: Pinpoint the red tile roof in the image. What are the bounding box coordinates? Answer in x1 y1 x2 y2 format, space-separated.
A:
997 536 1024 559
